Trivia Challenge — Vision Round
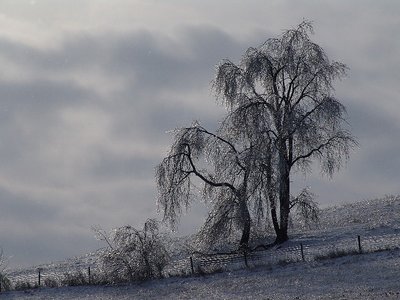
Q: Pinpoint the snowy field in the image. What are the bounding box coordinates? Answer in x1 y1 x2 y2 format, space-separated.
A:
3 249 400 299
2 195 400 299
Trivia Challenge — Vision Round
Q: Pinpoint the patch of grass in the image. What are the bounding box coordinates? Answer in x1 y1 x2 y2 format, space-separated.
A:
14 281 38 291
196 264 224 276
315 249 360 261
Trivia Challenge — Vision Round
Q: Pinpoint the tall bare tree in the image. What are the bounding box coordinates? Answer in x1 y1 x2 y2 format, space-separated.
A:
156 21 356 248
214 21 357 243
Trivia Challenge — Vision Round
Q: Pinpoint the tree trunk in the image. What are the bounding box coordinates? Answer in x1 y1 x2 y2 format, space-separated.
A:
270 207 280 238
276 171 290 243
238 195 251 248
275 142 290 244
266 143 280 237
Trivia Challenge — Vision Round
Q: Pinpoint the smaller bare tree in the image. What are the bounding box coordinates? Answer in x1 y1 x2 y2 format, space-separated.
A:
290 188 319 228
156 123 261 249
94 219 169 282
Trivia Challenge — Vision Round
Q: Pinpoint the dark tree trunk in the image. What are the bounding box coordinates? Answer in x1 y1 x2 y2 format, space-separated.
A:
276 169 290 243
239 195 251 248
266 143 280 237
274 141 290 244
239 216 251 248
270 207 280 238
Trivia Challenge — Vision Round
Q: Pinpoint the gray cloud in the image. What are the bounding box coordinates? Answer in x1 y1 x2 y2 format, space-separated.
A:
0 25 242 267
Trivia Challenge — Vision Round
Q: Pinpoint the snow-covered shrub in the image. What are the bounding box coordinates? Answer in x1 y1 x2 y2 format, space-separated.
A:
0 249 11 291
61 271 89 286
43 277 59 288
0 273 11 291
289 188 320 230
95 219 170 283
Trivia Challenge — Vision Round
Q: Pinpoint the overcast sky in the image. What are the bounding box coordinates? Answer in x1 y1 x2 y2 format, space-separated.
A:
0 0 399 268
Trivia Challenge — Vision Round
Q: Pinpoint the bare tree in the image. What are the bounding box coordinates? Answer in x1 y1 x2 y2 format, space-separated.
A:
157 21 356 248
214 21 357 243
156 124 259 248
94 219 169 282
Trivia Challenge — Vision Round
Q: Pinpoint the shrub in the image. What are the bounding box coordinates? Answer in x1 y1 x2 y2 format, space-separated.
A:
94 219 170 283
0 273 11 291
44 277 59 288
61 271 88 286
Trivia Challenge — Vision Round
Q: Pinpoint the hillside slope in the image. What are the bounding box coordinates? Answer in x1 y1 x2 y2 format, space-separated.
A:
3 195 400 299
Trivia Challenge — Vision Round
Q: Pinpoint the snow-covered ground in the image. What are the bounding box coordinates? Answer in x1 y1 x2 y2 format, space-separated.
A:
2 195 400 299
2 249 400 299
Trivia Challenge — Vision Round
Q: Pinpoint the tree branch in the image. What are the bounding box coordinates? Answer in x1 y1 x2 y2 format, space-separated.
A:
183 143 238 193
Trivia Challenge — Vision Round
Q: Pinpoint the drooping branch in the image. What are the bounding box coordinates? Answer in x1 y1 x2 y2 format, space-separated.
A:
290 131 356 168
183 142 237 192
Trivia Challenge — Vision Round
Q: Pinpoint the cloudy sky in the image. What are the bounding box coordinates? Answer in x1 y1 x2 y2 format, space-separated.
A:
0 0 399 267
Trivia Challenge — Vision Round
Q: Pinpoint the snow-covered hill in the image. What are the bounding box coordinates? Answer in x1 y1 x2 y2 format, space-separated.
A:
2 195 400 299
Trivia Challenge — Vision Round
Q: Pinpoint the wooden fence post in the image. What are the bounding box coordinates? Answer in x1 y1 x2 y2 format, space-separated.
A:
358 235 362 253
88 266 91 284
244 250 249 268
300 243 305 261
190 257 195 275
38 268 42 287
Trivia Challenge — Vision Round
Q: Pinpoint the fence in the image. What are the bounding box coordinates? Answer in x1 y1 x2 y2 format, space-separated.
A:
3 232 400 290
4 256 100 291
165 232 400 276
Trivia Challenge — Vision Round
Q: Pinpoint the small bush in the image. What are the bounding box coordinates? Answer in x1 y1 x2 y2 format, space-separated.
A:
94 219 170 283
61 271 89 286
0 273 12 291
44 277 59 288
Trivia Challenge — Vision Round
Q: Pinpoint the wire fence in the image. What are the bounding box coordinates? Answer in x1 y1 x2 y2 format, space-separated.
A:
3 232 400 291
165 232 400 276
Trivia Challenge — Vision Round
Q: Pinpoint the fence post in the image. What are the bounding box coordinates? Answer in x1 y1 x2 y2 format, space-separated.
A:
37 268 42 287
88 266 91 284
300 243 305 261
358 235 362 253
190 257 195 275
